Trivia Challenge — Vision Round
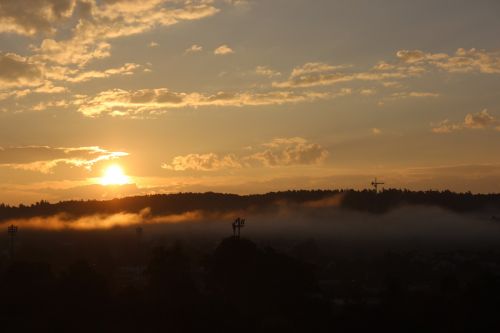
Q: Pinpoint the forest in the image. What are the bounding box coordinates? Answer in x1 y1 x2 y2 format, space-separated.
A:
1 189 499 223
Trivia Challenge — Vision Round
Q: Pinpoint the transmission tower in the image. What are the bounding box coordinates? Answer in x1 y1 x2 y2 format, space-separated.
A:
232 218 245 240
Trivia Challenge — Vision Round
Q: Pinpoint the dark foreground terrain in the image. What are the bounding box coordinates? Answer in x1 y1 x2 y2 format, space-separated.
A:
1 190 500 332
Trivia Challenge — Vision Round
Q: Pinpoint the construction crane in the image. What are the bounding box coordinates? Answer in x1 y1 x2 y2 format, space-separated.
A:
371 178 385 193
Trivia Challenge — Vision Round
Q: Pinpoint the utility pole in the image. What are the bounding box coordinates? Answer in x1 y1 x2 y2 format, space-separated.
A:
135 225 144 265
7 224 18 260
136 226 143 245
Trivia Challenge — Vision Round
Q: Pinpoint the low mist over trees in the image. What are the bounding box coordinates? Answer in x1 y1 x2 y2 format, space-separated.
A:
1 189 499 223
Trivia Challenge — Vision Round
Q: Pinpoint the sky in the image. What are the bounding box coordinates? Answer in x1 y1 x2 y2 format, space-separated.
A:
0 0 500 205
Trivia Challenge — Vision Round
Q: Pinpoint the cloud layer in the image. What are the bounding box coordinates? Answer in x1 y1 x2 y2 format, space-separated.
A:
162 137 329 171
0 146 128 173
0 0 223 101
76 88 333 117
273 49 500 89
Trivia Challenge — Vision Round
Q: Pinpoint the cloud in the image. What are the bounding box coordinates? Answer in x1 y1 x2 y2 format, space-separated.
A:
397 48 500 74
33 82 68 94
247 137 329 167
407 92 440 98
32 39 112 67
39 61 141 84
33 99 71 111
0 0 76 36
0 52 141 101
432 109 498 133
273 61 406 89
76 88 333 117
388 91 440 99
290 62 347 77
0 1 222 102
395 49 447 64
464 109 496 129
0 52 44 88
26 0 220 66
382 81 402 88
63 62 141 83
274 48 500 89
360 89 376 96
162 153 242 171
431 119 462 134
214 44 234 55
162 137 329 171
185 44 203 53
255 66 281 78
0 146 128 173
223 0 250 5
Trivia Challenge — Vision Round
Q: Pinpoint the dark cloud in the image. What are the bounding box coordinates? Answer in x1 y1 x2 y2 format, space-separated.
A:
0 0 76 36
0 53 44 87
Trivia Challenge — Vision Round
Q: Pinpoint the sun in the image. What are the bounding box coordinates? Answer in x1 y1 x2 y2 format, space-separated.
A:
100 165 130 186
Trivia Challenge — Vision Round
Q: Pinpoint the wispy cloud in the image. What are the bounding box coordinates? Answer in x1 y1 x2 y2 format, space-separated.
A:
62 63 142 83
76 87 336 117
185 44 203 54
0 146 128 174
0 54 141 99
273 61 405 89
255 66 281 78
273 48 500 89
396 48 500 74
379 91 440 103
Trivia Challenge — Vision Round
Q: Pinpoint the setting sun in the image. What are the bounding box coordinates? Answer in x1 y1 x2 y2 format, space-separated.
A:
100 165 130 186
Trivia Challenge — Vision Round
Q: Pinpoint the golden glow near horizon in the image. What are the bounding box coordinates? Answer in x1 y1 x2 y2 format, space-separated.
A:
100 165 130 186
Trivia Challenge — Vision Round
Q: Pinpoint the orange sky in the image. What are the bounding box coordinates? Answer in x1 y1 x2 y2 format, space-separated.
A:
1 0 500 205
